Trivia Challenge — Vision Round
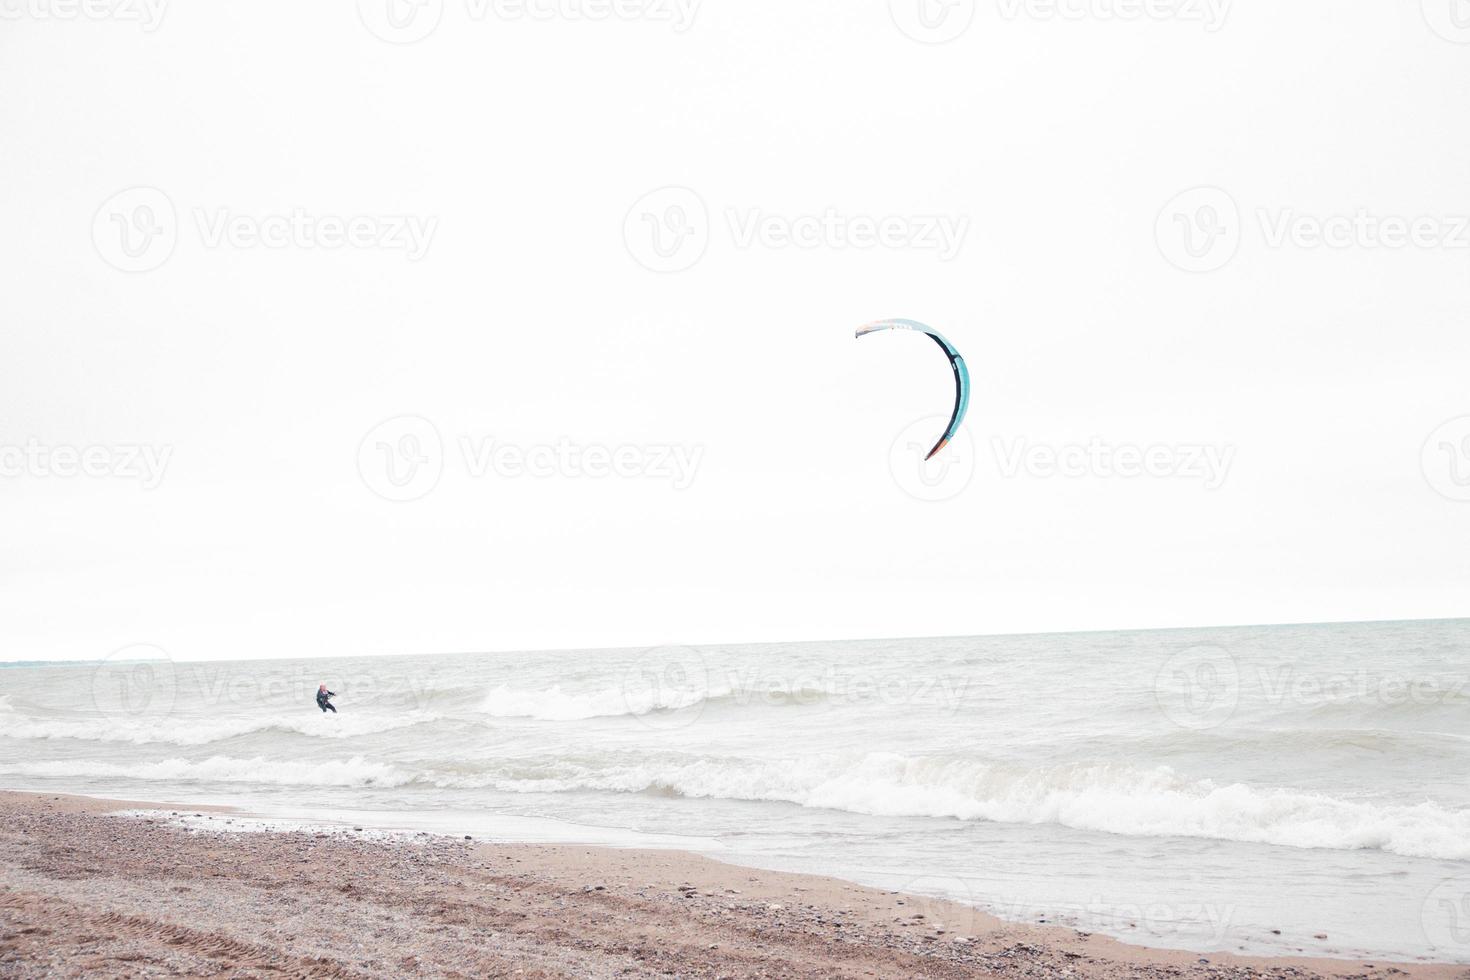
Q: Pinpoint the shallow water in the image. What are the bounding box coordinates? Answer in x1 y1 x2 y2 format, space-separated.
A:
3 620 1469 962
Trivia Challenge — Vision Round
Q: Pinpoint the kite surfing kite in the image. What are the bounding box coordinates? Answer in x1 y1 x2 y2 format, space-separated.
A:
856 318 970 460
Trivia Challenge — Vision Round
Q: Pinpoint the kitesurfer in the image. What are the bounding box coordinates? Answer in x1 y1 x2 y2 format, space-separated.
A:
316 684 337 713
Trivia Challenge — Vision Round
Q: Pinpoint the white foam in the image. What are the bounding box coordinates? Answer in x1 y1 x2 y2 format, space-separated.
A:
477 683 724 721
474 674 847 722
428 752 1470 861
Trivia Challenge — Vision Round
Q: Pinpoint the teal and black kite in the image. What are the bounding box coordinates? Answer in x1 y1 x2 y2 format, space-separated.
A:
856 318 971 461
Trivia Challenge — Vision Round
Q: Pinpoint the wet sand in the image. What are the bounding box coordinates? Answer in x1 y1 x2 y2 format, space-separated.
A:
1 791 1464 979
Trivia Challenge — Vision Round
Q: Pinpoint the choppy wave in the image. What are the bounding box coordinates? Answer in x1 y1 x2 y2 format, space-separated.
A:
7 625 1470 876
1126 726 1470 756
475 678 847 721
0 702 441 746
477 683 722 721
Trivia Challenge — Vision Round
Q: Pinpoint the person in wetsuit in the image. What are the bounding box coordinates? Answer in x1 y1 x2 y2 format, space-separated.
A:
316 684 337 713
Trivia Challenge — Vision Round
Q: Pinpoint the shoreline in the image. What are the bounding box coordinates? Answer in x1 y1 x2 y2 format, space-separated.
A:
2 790 1465 978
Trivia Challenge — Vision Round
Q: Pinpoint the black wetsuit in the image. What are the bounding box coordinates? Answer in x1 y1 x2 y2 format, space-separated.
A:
316 689 336 713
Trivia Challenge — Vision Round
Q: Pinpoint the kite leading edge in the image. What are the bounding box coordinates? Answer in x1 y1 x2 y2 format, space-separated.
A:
856 318 970 461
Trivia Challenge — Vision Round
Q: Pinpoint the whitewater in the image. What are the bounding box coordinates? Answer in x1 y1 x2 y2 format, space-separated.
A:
3 619 1468 962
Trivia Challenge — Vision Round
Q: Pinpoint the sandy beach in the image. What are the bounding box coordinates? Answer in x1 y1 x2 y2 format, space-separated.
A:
0 791 1462 979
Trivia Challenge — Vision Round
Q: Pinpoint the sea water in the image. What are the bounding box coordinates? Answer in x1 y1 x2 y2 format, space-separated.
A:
3 619 1468 963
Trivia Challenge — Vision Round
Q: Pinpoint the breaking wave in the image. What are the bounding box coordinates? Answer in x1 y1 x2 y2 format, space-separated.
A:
432 752 1470 861
19 747 1464 860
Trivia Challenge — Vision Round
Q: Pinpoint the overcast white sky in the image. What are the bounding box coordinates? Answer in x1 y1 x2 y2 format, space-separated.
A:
2 0 1468 662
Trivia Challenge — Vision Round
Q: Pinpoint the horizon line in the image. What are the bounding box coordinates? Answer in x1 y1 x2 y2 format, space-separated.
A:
6 613 1466 665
